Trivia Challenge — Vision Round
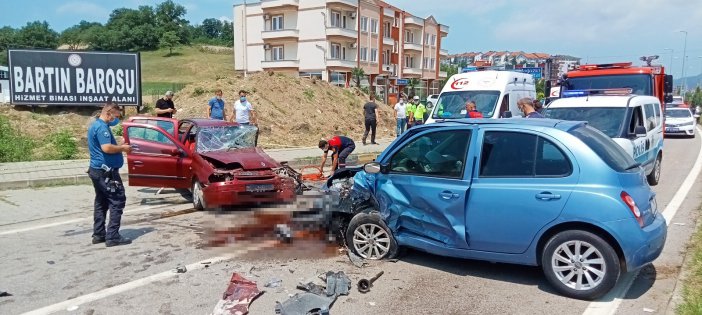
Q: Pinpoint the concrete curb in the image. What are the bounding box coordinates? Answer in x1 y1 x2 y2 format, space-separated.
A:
0 152 381 191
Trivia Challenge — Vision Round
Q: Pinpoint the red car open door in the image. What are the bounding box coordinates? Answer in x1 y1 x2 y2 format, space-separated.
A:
122 122 192 189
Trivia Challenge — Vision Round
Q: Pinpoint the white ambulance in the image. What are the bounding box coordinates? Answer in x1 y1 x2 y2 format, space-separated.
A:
425 70 536 124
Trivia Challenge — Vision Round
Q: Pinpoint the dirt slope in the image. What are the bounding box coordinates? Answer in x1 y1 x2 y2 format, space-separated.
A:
169 73 396 148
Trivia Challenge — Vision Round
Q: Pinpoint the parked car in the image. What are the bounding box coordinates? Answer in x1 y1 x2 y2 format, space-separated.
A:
544 94 664 185
324 118 667 300
664 107 697 138
122 116 301 209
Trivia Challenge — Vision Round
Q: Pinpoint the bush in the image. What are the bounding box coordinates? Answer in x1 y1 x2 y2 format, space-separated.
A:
112 121 124 137
0 115 34 162
303 89 315 101
47 130 78 160
192 87 206 97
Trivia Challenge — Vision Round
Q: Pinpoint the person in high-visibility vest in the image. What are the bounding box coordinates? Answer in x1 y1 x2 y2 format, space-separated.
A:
413 96 427 126
405 96 417 129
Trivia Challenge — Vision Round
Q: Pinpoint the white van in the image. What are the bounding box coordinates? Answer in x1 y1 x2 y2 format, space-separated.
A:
543 93 664 185
425 70 536 124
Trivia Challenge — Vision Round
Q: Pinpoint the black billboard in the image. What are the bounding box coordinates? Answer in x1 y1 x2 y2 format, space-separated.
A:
8 49 141 106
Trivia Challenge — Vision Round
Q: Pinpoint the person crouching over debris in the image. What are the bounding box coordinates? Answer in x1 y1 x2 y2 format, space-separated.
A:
319 135 356 177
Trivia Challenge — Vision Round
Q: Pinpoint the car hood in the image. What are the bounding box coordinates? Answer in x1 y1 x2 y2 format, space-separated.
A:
666 117 693 124
199 147 281 170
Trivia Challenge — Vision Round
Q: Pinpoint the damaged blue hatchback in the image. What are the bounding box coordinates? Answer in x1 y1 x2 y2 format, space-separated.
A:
326 118 667 300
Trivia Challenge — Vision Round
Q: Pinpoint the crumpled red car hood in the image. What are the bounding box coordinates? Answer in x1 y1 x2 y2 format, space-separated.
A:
199 147 281 170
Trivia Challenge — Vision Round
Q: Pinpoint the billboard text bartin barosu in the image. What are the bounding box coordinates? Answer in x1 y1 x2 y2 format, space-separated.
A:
8 50 141 106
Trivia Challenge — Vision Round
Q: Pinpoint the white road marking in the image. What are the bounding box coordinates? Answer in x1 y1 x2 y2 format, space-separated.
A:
0 203 193 236
21 241 277 315
582 126 702 315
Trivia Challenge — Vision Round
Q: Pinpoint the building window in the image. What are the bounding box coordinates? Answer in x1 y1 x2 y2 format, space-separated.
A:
371 48 378 63
0 70 7 79
370 18 378 34
331 43 341 59
383 49 391 65
360 47 368 61
360 16 368 32
423 57 429 68
430 58 435 69
405 55 414 68
272 15 284 30
432 35 437 46
272 46 284 61
405 30 414 43
425 33 430 45
384 22 392 38
331 10 341 27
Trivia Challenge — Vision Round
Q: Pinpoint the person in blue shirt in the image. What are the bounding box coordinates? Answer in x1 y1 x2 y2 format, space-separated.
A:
87 102 133 247
208 89 227 120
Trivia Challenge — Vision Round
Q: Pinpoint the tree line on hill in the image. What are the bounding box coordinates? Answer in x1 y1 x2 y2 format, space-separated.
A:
0 0 233 64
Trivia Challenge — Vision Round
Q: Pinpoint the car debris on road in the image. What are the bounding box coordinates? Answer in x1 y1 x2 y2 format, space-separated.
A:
275 271 351 315
212 273 263 315
357 271 384 293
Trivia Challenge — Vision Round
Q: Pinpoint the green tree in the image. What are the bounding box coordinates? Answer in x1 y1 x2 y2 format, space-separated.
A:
536 79 545 99
407 78 420 97
155 0 189 44
102 6 159 50
14 21 59 49
0 26 16 65
351 67 365 88
159 30 180 55
60 21 102 49
220 21 234 45
200 18 223 39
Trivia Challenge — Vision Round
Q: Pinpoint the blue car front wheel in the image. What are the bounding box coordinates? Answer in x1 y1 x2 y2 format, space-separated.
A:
346 212 398 260
541 230 621 300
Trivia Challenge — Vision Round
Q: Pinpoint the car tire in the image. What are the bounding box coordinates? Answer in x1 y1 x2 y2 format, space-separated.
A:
646 153 662 186
192 180 206 211
345 212 398 260
541 230 621 300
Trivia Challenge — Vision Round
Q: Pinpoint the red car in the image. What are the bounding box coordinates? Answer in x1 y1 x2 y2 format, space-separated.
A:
122 116 300 209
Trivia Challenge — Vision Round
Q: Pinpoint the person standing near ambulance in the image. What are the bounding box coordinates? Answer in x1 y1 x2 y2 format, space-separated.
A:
87 102 132 247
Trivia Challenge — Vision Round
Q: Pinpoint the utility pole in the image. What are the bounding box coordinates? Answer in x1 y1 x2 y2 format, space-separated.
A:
680 30 688 93
664 48 674 76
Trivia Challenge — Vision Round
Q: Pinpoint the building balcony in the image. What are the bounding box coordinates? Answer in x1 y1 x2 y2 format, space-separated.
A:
261 0 299 9
383 37 394 46
440 24 449 36
403 67 422 76
439 71 448 78
327 59 356 69
326 0 357 8
404 15 424 26
261 59 300 68
326 27 357 39
404 42 423 52
440 49 449 56
261 29 299 40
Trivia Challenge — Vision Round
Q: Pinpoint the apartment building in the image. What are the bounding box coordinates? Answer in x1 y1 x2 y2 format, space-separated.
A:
233 0 450 101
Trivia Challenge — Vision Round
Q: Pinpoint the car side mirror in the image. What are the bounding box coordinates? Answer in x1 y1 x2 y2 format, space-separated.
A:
634 126 647 138
363 162 382 174
502 111 513 118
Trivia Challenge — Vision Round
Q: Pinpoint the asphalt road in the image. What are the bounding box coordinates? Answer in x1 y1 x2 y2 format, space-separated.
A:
0 134 700 315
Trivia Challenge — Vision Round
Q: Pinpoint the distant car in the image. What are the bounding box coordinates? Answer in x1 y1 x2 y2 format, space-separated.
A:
544 94 664 185
324 118 666 300
664 107 696 138
122 117 300 210
425 94 439 109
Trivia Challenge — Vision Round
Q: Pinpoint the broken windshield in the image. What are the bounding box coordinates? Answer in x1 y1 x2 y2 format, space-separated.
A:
196 126 258 153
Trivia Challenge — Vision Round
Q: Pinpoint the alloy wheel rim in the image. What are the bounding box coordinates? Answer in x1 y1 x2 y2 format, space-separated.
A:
655 158 661 181
551 240 606 291
193 182 202 206
353 223 391 260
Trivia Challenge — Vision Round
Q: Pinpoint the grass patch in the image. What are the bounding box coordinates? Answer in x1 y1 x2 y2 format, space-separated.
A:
140 46 234 84
303 89 315 101
0 115 35 162
678 206 702 315
46 130 78 160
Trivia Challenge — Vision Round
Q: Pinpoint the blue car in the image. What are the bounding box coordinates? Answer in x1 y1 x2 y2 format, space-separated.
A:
326 118 667 300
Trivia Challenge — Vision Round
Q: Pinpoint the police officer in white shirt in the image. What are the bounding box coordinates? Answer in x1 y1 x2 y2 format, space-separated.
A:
231 90 257 125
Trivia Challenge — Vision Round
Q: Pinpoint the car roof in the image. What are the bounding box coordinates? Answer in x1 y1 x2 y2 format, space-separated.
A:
428 118 585 132
547 95 659 108
183 118 241 127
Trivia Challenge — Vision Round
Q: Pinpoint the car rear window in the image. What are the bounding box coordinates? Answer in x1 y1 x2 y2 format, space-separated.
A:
569 125 638 172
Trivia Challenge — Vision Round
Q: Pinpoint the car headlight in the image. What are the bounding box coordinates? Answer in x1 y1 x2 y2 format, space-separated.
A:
683 121 695 126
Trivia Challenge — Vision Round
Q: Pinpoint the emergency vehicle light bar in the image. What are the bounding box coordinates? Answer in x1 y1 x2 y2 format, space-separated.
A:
562 88 633 98
576 62 633 70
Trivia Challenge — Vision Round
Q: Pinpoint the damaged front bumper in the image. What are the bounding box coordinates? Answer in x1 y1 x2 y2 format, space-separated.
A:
203 177 297 208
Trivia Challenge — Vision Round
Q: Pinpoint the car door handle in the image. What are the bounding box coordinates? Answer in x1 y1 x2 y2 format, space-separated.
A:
535 192 561 200
439 191 459 200
133 161 143 167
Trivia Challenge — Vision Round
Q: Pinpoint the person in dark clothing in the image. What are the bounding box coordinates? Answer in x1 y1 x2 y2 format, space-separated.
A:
518 97 545 118
87 102 133 247
319 135 356 176
155 91 177 118
362 94 379 145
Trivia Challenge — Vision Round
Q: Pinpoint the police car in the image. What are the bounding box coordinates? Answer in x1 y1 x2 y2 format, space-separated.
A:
544 89 664 185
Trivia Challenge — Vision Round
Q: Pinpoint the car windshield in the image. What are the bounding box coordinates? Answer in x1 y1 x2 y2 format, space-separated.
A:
564 74 652 95
432 90 501 119
196 126 258 153
666 109 692 118
569 125 639 172
544 107 626 138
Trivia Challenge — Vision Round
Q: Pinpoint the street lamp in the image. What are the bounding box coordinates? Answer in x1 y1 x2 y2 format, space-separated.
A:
663 48 674 75
679 30 688 93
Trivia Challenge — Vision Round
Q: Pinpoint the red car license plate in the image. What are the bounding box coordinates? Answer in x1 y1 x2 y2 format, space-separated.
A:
246 184 275 192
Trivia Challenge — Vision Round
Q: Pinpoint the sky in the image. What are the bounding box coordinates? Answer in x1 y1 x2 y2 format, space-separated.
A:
1 0 701 79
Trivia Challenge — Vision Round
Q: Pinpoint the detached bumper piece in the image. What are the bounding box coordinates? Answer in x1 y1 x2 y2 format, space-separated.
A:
275 271 351 315
212 273 263 315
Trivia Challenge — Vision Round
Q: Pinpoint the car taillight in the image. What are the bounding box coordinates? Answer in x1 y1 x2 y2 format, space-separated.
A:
621 191 643 227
